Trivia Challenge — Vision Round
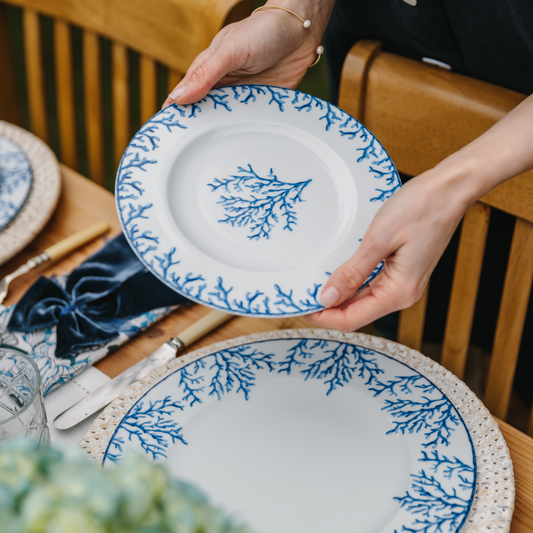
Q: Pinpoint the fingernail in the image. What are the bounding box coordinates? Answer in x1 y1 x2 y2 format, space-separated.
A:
320 286 340 307
169 84 188 101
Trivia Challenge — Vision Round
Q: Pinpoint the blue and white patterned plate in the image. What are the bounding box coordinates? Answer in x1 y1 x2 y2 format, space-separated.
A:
0 134 33 231
102 335 476 533
116 86 401 317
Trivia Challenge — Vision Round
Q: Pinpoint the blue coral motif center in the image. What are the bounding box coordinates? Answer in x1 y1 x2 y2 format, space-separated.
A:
208 164 312 240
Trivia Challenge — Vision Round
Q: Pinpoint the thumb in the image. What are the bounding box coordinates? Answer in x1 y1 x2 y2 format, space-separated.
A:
165 47 233 106
320 235 391 308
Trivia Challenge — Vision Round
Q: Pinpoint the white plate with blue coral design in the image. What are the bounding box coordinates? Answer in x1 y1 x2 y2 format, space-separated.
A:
98 332 483 533
0 133 33 231
116 86 401 317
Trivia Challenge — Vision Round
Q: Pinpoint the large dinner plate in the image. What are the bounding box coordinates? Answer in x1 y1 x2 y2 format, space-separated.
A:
82 331 514 533
0 134 33 231
0 122 61 266
116 86 400 317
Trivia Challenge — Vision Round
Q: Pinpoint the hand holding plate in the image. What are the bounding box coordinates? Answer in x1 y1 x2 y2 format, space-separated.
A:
307 170 470 332
163 1 334 107
308 92 533 332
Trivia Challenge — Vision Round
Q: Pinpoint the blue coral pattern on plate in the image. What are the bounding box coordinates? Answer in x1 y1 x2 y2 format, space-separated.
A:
208 165 312 240
116 85 401 317
104 337 475 533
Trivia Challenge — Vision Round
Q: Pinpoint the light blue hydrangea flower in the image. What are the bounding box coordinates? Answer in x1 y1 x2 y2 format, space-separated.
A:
0 439 252 533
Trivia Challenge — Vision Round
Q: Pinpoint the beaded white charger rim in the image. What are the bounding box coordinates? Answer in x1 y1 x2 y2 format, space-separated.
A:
81 329 515 533
0 121 61 266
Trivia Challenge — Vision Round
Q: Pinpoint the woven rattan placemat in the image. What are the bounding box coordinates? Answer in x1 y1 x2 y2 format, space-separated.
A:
0 121 61 266
81 329 514 533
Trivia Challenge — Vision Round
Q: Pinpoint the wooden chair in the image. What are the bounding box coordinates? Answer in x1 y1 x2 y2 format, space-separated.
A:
338 40 533 433
0 0 251 188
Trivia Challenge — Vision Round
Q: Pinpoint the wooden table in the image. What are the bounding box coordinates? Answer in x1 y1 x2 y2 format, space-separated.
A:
1 166 532 533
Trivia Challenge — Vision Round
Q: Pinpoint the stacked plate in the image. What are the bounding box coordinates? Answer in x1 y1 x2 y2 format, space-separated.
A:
0 121 61 266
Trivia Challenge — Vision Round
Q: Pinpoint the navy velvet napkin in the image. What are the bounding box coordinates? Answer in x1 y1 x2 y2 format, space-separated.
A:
7 234 189 358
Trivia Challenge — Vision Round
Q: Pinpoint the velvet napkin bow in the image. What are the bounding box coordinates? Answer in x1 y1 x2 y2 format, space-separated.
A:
8 234 189 357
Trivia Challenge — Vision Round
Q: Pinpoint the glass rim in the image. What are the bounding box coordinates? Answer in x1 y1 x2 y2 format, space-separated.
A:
0 344 42 426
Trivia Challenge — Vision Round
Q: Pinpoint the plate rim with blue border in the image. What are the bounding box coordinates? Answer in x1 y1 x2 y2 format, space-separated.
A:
115 85 400 317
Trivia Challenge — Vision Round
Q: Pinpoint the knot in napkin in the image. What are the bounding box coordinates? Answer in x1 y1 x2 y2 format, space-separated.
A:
8 234 189 357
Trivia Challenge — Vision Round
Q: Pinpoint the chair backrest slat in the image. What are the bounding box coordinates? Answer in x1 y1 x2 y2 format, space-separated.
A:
397 284 429 352
23 9 48 142
82 30 105 186
140 55 157 124
112 42 129 171
484 218 533 419
54 18 77 169
441 202 491 378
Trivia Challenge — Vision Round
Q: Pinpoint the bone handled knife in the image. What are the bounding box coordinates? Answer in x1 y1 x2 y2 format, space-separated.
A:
53 309 232 430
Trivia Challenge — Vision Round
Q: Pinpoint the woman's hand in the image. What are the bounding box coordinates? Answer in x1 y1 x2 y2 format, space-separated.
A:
162 1 334 107
306 168 473 332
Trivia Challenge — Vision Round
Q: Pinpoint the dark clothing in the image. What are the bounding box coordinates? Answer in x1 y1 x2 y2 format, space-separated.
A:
325 0 533 103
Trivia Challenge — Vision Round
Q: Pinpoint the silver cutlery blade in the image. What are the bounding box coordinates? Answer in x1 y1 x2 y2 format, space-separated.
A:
53 340 179 430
